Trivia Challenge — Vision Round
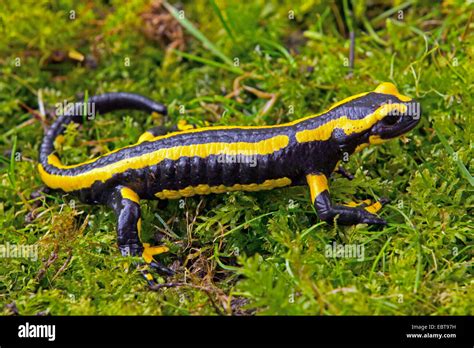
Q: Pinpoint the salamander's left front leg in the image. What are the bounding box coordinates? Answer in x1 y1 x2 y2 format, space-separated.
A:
306 173 387 226
107 186 173 287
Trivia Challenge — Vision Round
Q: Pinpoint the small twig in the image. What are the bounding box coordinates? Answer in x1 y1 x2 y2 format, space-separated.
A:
36 248 59 281
51 251 73 282
185 199 204 249
241 85 279 118
225 73 252 101
241 85 273 99
348 30 355 75
18 101 46 129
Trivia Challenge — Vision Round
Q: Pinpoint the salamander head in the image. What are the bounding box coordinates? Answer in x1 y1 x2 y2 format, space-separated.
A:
328 82 421 152
368 82 421 144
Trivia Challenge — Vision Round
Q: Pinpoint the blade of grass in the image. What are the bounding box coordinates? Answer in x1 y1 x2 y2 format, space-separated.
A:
369 236 392 281
260 37 296 69
362 16 388 46
209 0 236 42
163 1 234 66
187 95 241 106
211 243 240 271
342 0 354 33
0 154 10 165
8 135 17 189
372 1 414 24
172 49 243 74
154 213 180 239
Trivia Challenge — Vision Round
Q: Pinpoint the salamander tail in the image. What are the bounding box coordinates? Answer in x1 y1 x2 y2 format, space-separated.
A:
39 92 167 178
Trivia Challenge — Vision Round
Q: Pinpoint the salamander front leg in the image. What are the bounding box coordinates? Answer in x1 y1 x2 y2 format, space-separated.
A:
107 186 174 287
306 174 387 226
343 198 390 214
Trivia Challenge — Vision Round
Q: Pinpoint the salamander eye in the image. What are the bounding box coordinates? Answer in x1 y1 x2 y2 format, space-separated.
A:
382 115 398 125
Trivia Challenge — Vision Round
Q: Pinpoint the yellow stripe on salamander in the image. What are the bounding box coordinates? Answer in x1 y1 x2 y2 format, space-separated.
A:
38 135 290 192
295 104 407 143
155 177 292 199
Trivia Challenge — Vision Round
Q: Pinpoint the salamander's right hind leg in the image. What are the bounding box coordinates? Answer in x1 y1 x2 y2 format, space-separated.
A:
106 185 174 287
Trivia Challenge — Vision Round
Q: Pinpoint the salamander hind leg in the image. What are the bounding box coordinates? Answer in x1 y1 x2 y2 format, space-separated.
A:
106 185 174 287
306 173 387 226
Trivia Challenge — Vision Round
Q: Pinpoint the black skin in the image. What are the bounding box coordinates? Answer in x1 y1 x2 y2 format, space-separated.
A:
39 92 420 285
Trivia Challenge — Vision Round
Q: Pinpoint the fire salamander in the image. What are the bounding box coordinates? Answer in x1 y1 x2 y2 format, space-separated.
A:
38 83 420 286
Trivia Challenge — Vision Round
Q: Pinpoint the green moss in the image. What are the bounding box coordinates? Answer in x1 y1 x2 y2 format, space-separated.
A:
0 0 472 315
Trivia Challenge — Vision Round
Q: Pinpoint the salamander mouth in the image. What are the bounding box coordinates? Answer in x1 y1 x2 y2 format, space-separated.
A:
383 115 420 138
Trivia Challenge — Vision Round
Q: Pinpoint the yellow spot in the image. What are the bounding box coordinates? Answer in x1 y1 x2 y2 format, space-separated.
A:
68 49 84 62
38 135 290 191
54 135 65 147
151 111 163 122
136 132 156 144
354 143 369 153
306 174 328 203
142 243 169 264
155 178 292 200
145 273 154 281
177 120 194 131
364 201 383 214
374 82 412 102
369 135 387 145
120 187 140 203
